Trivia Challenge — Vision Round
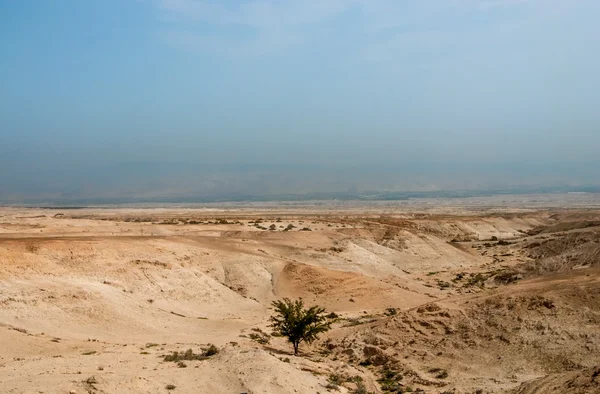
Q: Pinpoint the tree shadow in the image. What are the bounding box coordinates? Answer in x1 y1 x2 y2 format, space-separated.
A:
262 345 295 356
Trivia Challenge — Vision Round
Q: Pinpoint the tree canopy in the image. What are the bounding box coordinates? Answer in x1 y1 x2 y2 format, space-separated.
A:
269 298 332 355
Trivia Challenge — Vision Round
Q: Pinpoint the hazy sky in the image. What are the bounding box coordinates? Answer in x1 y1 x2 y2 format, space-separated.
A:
1 0 599 201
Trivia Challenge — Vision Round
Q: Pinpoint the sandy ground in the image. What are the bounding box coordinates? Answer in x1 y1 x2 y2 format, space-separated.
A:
0 205 599 393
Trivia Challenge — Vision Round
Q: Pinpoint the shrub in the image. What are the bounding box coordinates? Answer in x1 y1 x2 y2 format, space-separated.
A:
377 368 403 392
163 345 218 362
203 344 219 357
385 308 397 316
466 273 487 287
25 244 39 253
248 328 270 344
354 381 368 394
328 374 344 386
429 368 448 379
269 298 332 355
494 270 521 284
437 281 451 289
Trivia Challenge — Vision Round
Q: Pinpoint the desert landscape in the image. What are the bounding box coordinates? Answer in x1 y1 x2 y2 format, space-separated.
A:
1 199 599 393
4 1 598 392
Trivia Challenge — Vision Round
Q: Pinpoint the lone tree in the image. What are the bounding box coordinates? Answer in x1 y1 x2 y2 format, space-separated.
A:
269 298 332 355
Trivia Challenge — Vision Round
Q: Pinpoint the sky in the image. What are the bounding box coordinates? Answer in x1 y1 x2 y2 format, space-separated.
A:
1 0 599 202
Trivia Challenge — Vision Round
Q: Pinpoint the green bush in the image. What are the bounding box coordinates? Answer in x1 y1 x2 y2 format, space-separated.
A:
269 298 332 355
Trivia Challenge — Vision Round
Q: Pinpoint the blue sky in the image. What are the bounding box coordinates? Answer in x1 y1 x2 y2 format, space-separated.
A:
1 0 599 201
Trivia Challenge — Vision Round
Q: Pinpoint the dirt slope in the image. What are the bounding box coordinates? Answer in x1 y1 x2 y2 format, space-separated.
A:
0 207 598 393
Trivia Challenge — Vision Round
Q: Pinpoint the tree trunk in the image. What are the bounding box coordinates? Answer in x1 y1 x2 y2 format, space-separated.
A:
293 342 299 355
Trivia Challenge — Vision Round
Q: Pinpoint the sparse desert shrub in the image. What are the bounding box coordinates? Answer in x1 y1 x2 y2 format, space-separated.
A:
248 328 270 344
493 270 521 284
377 368 403 392
165 384 176 390
203 344 219 357
269 298 332 355
328 373 344 386
163 351 184 362
344 318 364 327
25 244 39 253
528 296 555 310
163 345 218 362
385 308 397 316
429 368 448 379
326 312 339 319
437 281 451 289
466 273 487 287
300 227 312 231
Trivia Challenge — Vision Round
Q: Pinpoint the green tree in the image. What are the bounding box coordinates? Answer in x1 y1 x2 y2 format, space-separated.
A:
269 298 332 355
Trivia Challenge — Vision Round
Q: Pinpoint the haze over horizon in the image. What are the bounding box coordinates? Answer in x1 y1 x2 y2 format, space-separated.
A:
2 0 599 203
